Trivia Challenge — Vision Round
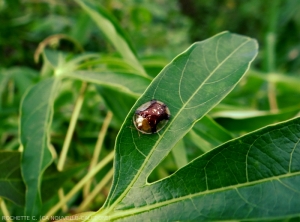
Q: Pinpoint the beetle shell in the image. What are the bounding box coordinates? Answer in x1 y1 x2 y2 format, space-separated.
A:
133 99 170 134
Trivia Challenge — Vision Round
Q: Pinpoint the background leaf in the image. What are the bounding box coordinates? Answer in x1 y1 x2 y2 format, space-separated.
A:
2 0 300 219
65 71 151 97
212 106 300 133
192 115 233 147
41 162 87 203
171 139 188 168
76 0 146 75
0 151 87 207
20 77 59 218
0 151 25 206
96 86 136 124
97 32 258 216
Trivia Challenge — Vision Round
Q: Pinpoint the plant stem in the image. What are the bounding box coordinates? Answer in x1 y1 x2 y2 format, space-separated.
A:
0 198 12 222
267 74 278 112
41 151 114 221
56 81 87 212
266 32 278 111
7 79 14 105
78 168 114 212
58 189 67 213
264 0 280 111
57 82 87 171
83 111 113 197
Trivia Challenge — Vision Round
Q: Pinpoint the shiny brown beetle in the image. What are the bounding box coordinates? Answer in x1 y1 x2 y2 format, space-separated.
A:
133 99 170 134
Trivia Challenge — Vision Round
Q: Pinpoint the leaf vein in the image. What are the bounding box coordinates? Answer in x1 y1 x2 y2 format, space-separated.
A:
289 138 300 173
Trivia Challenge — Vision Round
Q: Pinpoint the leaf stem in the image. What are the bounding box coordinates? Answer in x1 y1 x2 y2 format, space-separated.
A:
264 0 280 111
83 111 113 197
78 168 114 212
267 77 278 112
41 151 114 221
57 81 88 171
0 198 12 222
7 79 14 105
266 33 278 111
56 81 87 212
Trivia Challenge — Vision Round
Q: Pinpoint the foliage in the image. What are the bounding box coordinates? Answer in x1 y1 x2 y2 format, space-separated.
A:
179 0 300 74
0 0 300 221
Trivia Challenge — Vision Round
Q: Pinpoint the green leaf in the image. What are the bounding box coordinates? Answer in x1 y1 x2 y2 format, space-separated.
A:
96 86 136 124
70 12 92 45
41 162 87 202
107 117 300 221
65 70 151 97
185 130 213 153
43 49 99 77
60 53 100 72
77 57 142 73
43 49 62 69
193 115 233 147
250 70 300 90
220 69 300 111
220 70 266 109
212 106 300 133
20 77 59 218
76 0 146 76
0 151 25 206
94 32 258 217
183 115 233 154
0 69 10 109
10 67 39 95
171 139 188 168
0 151 86 207
141 56 169 78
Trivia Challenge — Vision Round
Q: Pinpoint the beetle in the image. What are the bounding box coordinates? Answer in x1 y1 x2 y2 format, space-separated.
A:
133 99 170 134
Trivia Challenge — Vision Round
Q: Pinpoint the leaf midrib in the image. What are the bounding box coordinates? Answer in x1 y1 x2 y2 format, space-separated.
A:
106 37 252 212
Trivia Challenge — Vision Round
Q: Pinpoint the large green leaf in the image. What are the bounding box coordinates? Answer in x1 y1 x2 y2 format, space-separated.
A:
86 32 258 218
20 77 59 218
108 117 300 221
0 151 25 206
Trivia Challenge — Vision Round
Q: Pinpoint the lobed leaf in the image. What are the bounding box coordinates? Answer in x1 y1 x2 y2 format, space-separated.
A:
111 117 300 221
93 32 258 218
